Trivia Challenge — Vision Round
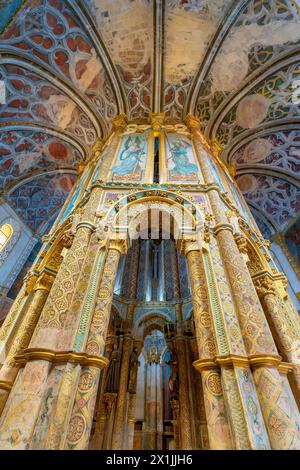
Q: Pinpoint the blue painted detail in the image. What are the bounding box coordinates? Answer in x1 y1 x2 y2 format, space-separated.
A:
0 0 23 33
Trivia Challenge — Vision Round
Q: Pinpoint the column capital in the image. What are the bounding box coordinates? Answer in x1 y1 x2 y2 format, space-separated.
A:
184 114 200 133
112 113 128 133
149 112 165 131
234 234 248 255
178 238 201 256
253 274 276 298
92 138 104 157
109 238 128 255
61 229 75 249
24 272 38 295
34 272 55 292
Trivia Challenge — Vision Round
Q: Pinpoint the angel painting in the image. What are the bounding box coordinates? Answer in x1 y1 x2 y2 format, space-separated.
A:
112 134 147 179
167 136 199 181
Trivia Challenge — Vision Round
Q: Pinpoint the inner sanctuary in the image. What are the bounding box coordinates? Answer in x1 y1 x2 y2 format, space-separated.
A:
0 0 299 451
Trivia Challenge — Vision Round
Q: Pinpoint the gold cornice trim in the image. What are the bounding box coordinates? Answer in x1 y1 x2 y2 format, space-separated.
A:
248 354 282 368
193 359 217 372
278 362 294 374
14 348 109 369
193 354 285 371
215 355 249 368
0 380 13 392
213 223 234 236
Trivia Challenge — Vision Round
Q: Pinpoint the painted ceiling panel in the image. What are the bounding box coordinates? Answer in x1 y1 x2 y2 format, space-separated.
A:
232 129 300 175
215 62 300 148
85 0 153 119
0 64 97 144
1 0 118 132
8 172 77 233
0 129 83 190
236 173 300 230
0 0 299 236
163 0 232 119
195 0 300 129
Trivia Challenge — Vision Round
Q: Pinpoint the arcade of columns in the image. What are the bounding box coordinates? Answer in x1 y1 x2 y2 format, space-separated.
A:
0 113 299 450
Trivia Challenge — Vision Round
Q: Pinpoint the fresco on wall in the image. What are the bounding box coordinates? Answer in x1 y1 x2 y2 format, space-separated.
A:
285 219 300 266
165 134 202 183
111 133 148 182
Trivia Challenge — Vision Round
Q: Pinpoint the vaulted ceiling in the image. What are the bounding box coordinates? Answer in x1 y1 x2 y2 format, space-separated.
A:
0 0 299 238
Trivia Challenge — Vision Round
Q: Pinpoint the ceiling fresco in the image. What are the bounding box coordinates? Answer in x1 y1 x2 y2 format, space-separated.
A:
0 0 299 238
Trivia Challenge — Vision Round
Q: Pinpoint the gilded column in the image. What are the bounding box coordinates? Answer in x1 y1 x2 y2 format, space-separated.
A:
185 246 232 450
170 398 180 449
254 275 300 394
111 334 132 450
0 284 28 365
64 242 124 450
0 272 54 414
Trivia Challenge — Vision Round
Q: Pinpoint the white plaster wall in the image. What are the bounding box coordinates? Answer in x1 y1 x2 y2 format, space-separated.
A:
0 202 38 293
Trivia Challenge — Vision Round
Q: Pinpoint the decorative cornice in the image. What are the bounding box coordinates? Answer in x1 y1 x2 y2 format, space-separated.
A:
194 354 284 372
0 380 13 392
14 348 109 369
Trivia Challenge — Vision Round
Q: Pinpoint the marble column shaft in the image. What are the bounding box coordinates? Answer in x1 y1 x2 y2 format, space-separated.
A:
0 276 52 414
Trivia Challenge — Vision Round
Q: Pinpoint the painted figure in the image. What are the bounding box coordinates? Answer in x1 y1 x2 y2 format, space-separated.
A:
168 138 198 176
112 135 146 176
